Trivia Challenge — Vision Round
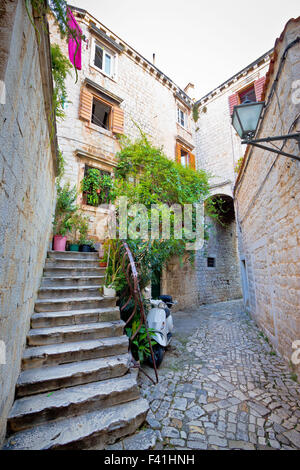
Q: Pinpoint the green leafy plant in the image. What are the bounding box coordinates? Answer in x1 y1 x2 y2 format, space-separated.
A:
103 240 125 290
53 182 78 236
113 134 211 288
51 44 72 119
68 212 89 244
125 316 157 363
26 1 83 75
81 169 116 206
57 147 65 179
234 156 244 174
192 103 199 122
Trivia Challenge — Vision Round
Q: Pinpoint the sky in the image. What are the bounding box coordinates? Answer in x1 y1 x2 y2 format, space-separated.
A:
70 0 300 98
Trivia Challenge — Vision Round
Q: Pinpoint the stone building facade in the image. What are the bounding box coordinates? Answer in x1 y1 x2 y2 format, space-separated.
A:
234 18 300 379
50 6 195 245
188 50 273 306
0 0 57 444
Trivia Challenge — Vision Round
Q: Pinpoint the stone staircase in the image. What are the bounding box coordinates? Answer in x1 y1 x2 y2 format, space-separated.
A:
4 251 149 450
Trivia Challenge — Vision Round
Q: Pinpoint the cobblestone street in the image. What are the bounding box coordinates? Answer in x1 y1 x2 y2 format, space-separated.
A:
139 300 300 450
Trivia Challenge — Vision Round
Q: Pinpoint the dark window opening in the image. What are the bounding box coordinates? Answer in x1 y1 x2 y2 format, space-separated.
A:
91 98 111 130
84 165 110 178
94 45 103 69
239 85 256 104
82 165 113 207
207 257 216 268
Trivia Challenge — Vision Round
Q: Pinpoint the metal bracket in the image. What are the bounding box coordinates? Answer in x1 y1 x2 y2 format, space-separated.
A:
242 133 300 162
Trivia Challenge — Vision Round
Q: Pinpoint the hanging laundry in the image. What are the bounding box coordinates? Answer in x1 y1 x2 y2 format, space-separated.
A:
67 8 82 70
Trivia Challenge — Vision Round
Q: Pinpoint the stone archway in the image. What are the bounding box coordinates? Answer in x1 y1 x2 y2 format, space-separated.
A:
195 193 242 304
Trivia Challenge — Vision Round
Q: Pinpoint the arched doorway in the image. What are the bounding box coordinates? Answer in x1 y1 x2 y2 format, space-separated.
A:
196 193 242 304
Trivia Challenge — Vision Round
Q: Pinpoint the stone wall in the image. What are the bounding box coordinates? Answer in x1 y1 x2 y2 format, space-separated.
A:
191 53 271 308
161 215 242 312
50 10 194 243
234 19 300 378
0 0 57 444
195 57 270 194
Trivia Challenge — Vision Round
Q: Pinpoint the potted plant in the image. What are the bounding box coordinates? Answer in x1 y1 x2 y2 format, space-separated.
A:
103 240 122 297
68 212 89 251
79 238 95 253
81 169 116 207
53 183 77 251
81 168 101 206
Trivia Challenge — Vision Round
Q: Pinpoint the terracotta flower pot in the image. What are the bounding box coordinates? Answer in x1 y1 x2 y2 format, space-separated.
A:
99 261 107 267
53 235 67 252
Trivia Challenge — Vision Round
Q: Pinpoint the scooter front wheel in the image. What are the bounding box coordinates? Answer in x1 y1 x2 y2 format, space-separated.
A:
148 344 164 368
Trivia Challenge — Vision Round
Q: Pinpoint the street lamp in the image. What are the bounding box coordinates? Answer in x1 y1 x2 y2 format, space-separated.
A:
232 96 300 162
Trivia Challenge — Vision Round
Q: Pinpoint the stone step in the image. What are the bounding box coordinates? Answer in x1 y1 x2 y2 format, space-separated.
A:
48 250 99 260
45 258 100 268
27 321 125 346
34 296 115 313
16 354 130 397
43 267 105 277
38 286 102 300
22 336 129 370
31 307 120 328
7 372 140 433
4 398 149 450
41 276 104 287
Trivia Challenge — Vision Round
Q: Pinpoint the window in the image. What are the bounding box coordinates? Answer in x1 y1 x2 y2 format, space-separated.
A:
92 40 115 78
82 165 114 207
175 142 195 169
207 257 216 268
228 77 266 115
180 149 190 168
177 107 187 128
238 84 256 104
91 97 111 130
79 86 124 134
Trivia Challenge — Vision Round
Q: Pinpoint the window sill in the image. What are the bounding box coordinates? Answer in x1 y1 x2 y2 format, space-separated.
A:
89 63 117 83
81 203 112 214
176 122 192 135
87 122 113 137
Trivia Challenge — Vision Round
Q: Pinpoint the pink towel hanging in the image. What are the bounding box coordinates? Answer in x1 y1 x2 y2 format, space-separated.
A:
67 8 82 70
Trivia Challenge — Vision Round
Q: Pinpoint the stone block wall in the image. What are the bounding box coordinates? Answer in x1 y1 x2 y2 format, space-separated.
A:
0 0 57 444
234 19 300 378
161 216 242 312
190 53 271 308
195 59 270 191
49 10 194 243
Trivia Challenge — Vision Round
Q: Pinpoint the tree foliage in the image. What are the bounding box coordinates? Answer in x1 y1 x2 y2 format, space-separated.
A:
113 135 211 289
51 44 72 119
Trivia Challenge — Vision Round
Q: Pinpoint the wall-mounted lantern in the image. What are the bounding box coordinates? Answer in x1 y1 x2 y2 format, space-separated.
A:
232 97 300 162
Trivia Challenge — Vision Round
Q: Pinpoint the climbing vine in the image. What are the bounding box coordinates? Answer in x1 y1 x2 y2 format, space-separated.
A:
113 134 213 290
51 43 72 120
192 103 199 123
26 0 83 80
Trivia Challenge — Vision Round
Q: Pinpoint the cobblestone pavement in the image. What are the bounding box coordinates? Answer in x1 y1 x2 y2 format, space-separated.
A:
138 300 300 450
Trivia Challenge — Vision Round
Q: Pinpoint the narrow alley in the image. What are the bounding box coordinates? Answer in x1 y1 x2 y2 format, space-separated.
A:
114 300 300 450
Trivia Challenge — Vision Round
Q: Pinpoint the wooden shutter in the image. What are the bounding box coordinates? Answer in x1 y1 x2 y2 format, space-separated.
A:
189 153 196 170
175 142 181 164
112 106 124 134
228 93 239 115
79 87 93 122
254 76 266 102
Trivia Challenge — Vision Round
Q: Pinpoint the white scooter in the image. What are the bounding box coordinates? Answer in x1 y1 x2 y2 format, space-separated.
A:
147 295 176 368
